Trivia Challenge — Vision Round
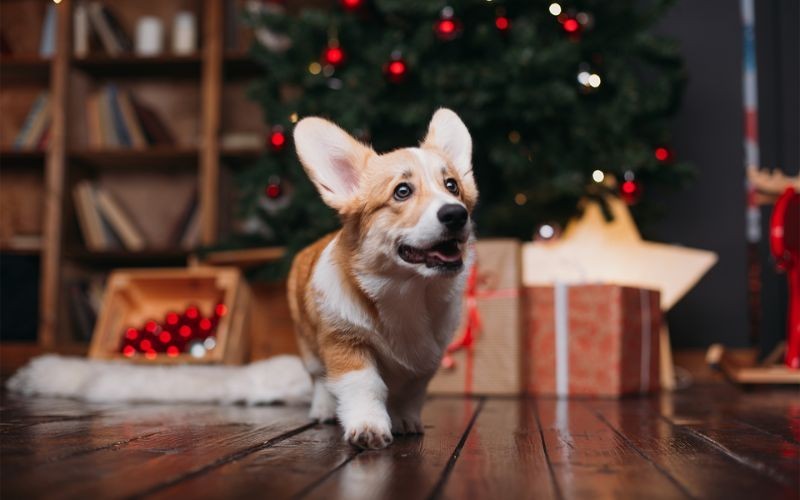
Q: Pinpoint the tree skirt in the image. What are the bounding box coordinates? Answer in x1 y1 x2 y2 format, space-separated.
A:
5 355 312 405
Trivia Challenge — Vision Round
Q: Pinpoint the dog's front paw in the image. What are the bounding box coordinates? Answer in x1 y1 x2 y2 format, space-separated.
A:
344 418 393 449
391 414 424 435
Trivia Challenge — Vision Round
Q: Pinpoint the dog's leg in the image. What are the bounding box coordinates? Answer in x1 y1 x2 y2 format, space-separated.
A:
389 377 429 435
309 377 337 423
324 343 392 449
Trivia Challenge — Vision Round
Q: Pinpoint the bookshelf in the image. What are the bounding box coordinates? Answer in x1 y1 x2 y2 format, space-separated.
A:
0 0 267 367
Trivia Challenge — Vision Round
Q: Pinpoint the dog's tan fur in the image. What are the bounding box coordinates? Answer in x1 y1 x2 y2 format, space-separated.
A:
287 109 477 449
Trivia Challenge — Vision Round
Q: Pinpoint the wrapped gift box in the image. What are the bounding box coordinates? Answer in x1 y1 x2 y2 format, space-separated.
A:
428 239 523 395
89 267 250 364
524 284 660 397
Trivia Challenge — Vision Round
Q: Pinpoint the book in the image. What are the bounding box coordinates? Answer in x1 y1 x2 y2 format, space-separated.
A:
23 99 51 149
88 3 122 56
86 93 102 147
107 85 132 147
98 4 133 53
98 88 119 147
94 186 146 250
39 4 56 57
73 181 108 251
116 90 147 148
13 93 50 150
131 98 175 146
74 2 90 57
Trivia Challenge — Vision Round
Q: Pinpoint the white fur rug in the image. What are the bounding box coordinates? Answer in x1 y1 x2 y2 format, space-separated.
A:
6 355 312 405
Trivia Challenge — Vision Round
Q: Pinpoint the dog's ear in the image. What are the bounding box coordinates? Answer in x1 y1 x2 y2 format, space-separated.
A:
293 117 373 210
422 108 473 180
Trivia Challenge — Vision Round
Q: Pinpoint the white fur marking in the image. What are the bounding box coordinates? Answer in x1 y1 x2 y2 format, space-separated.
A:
328 367 393 448
311 237 375 332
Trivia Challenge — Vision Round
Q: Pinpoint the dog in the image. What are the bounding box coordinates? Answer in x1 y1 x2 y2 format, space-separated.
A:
287 108 478 449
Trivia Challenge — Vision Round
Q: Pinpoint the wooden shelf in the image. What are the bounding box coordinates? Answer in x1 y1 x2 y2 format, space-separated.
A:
64 249 191 266
72 54 203 79
0 149 46 167
0 55 51 84
0 236 43 255
69 148 199 169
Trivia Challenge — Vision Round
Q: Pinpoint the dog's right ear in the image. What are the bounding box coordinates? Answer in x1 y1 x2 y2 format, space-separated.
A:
293 117 373 210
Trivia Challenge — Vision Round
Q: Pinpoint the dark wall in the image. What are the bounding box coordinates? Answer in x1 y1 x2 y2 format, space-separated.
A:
651 0 799 349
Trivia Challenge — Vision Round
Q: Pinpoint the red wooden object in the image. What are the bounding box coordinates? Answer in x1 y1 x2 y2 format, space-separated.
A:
770 187 800 368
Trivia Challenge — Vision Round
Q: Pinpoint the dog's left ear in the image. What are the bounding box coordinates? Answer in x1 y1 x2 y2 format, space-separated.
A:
422 108 473 180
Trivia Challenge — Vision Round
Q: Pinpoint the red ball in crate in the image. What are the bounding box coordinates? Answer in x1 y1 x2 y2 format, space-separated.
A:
214 302 228 318
165 311 180 328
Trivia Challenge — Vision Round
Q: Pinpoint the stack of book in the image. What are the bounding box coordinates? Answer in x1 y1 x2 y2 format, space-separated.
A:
73 1 133 57
72 180 199 252
13 93 51 150
86 85 174 148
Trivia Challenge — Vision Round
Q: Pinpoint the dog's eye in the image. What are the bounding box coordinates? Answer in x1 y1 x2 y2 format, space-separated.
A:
393 183 413 201
444 178 459 195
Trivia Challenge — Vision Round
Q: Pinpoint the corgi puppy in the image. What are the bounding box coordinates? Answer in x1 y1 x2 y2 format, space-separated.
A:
287 109 478 449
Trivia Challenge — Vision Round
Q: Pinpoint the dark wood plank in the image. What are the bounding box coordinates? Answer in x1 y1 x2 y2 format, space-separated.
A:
1 404 312 500
440 398 559 499
535 398 691 499
303 397 483 500
587 399 796 499
145 424 356 500
667 384 800 445
662 394 800 488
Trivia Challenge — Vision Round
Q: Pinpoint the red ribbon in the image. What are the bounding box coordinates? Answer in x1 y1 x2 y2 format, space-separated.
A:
441 264 482 372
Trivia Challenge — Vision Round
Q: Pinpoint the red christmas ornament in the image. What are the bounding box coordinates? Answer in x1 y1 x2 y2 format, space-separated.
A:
620 179 643 205
178 325 192 338
340 0 362 10
214 303 228 317
145 351 157 360
165 312 179 327
265 181 283 199
158 331 172 344
185 305 200 321
495 16 510 31
125 328 139 341
654 146 672 163
322 45 345 67
199 318 213 334
434 7 460 41
122 345 136 357
384 56 408 84
268 126 286 152
166 346 180 357
563 17 580 33
144 320 160 334
140 339 153 351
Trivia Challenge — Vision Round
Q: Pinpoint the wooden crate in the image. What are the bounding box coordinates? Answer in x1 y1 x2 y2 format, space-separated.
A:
89 267 250 364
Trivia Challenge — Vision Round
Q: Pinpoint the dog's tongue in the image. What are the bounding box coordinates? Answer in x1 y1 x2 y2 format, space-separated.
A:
426 240 461 262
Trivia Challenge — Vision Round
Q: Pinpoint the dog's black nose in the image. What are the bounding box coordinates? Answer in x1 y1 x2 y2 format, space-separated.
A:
437 204 468 231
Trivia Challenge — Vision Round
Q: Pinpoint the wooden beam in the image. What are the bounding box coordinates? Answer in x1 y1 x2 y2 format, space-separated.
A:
200 0 223 245
38 0 71 349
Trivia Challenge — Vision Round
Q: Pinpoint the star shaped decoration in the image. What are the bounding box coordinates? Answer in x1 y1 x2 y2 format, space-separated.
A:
522 196 718 311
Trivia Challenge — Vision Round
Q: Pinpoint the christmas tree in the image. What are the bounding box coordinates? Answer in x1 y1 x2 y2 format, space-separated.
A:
233 0 692 278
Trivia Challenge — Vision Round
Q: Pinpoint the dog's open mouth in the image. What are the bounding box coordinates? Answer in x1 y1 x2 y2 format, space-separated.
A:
398 239 463 270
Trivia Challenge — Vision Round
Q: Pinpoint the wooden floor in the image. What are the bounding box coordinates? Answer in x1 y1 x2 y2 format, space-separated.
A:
1 384 798 500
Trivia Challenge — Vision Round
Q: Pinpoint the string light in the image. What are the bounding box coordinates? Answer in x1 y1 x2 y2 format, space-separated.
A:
592 170 605 183
514 193 527 205
289 112 299 123
587 74 602 88
538 224 555 239
508 131 521 144
548 3 562 16
308 62 322 75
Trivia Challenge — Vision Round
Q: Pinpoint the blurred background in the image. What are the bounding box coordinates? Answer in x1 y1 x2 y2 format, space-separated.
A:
0 0 797 371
